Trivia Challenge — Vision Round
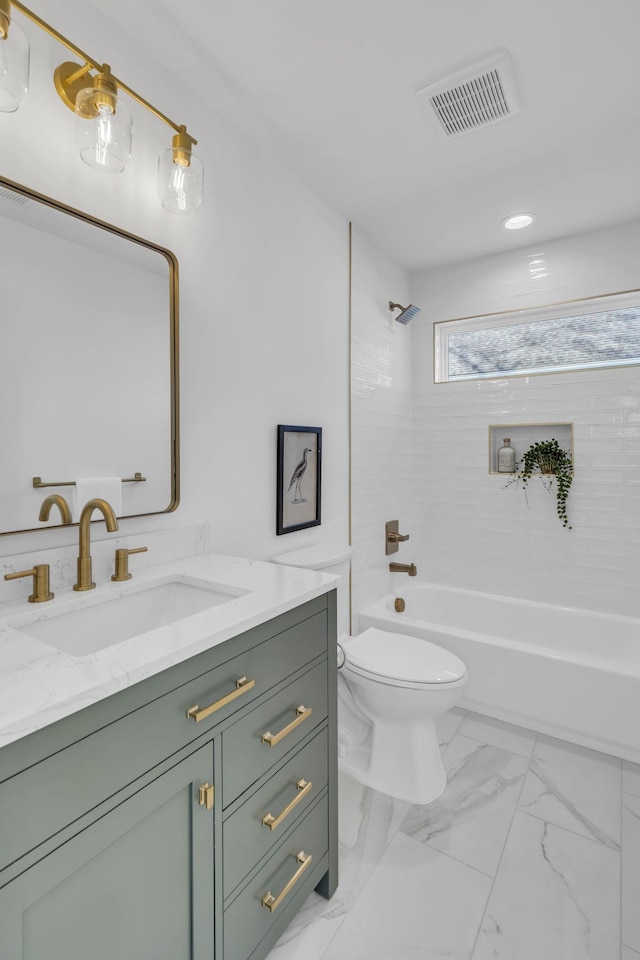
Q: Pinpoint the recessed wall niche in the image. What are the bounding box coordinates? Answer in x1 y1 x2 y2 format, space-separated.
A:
488 423 573 474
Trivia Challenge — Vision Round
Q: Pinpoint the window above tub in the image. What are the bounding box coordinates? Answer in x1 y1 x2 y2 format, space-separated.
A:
434 289 640 383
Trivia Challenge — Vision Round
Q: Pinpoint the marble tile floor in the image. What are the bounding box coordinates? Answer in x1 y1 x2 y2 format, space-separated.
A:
266 707 640 960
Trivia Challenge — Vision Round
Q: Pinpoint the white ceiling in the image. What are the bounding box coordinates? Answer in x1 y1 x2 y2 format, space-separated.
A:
94 0 640 270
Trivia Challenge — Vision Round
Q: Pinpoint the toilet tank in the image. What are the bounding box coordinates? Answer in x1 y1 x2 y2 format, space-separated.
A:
271 544 352 638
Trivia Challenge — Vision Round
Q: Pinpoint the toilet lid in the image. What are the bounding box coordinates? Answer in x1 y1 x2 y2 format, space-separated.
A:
345 627 466 684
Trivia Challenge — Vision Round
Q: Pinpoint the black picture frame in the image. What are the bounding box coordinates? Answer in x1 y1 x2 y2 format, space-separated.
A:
276 425 322 535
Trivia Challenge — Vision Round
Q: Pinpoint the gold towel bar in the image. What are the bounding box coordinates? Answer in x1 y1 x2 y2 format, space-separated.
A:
33 472 146 489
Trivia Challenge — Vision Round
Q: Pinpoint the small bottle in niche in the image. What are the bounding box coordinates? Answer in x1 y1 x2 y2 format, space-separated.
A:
497 438 516 473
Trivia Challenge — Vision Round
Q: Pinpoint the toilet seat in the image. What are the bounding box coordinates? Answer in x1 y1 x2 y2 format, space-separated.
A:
343 627 466 689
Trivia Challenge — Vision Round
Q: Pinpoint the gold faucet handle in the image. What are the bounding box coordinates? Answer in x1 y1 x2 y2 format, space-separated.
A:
111 546 148 582
4 564 54 603
387 532 410 543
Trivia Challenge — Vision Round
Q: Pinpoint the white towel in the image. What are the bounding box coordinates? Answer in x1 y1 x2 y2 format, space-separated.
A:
73 477 123 519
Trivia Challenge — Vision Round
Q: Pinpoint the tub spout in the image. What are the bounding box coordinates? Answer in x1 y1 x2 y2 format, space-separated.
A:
389 562 417 576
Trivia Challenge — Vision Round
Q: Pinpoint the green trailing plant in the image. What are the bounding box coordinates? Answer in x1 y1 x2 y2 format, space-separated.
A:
505 438 574 529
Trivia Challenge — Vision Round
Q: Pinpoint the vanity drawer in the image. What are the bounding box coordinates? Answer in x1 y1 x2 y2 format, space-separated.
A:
223 727 328 898
0 612 327 874
224 794 329 960
178 609 327 734
221 659 328 807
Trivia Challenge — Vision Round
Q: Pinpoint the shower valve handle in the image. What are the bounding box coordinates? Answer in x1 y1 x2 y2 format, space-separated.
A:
387 531 410 543
385 519 410 556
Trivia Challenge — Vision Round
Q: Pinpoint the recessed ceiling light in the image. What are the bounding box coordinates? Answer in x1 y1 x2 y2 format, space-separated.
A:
502 213 536 230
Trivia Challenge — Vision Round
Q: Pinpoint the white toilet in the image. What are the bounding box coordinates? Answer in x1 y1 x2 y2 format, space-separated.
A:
272 544 467 805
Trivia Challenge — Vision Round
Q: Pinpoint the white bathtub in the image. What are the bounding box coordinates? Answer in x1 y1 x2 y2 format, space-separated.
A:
359 583 640 764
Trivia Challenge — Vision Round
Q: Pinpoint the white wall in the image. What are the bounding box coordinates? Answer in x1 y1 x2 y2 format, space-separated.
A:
0 1 349 565
350 228 413 626
410 219 640 617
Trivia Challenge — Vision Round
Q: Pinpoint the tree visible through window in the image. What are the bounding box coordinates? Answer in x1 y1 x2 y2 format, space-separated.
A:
434 293 640 382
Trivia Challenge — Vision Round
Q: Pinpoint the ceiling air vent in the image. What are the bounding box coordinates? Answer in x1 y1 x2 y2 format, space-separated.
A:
0 186 30 205
416 51 520 138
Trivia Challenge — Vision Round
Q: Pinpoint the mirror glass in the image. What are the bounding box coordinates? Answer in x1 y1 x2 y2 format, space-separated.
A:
0 176 179 536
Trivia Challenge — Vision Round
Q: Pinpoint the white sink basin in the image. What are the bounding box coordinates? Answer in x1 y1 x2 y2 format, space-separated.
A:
17 578 249 658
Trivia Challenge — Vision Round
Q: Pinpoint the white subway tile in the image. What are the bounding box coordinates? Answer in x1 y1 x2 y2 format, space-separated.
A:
352 221 640 620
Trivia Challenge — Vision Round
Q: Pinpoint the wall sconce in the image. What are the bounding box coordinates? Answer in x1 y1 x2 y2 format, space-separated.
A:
0 1 203 213
0 0 29 112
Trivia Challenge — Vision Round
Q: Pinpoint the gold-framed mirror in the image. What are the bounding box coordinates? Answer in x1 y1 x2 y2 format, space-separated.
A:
0 175 179 536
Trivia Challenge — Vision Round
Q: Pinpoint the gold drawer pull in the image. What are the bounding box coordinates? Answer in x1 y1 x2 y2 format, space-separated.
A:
261 851 313 912
261 705 312 747
186 676 255 722
262 779 313 831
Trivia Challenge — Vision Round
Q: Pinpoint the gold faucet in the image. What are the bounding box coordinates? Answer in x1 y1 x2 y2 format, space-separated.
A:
74 498 119 591
38 494 72 525
389 562 417 576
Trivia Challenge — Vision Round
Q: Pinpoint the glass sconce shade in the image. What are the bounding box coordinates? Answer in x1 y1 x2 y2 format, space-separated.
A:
0 16 30 113
75 86 132 173
158 148 204 214
0 4 202 215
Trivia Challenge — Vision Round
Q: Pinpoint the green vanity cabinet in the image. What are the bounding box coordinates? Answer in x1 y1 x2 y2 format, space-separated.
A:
0 744 216 960
0 590 338 960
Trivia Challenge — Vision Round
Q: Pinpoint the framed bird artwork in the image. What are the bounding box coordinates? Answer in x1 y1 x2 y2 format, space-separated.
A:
276 424 322 535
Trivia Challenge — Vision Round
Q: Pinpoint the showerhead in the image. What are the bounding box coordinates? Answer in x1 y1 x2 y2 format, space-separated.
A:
389 301 421 325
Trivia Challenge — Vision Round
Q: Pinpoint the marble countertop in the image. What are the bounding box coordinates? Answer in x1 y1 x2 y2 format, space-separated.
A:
0 553 337 750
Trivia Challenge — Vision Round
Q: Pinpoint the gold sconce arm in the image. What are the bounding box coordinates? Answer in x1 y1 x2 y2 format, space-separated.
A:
7 1 197 141
5 1 203 211
0 0 10 38
8 0 97 71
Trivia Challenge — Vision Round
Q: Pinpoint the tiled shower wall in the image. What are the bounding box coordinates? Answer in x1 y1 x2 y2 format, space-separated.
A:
350 228 413 626
409 219 640 617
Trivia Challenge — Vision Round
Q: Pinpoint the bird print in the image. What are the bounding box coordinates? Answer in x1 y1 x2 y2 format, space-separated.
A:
288 447 312 503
